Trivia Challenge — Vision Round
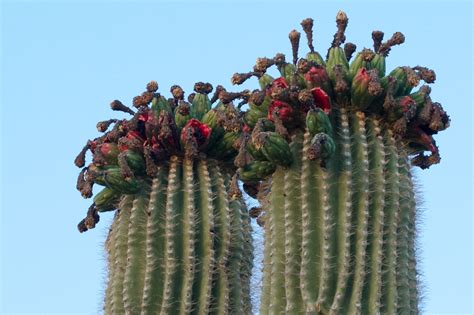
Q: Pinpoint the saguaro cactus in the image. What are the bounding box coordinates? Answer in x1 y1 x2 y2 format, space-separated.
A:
234 12 449 314
74 82 253 314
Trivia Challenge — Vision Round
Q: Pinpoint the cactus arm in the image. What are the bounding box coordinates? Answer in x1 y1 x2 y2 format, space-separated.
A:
160 157 184 315
179 158 197 314
110 195 134 314
123 183 151 314
329 108 354 315
300 131 322 312
104 213 119 314
284 131 305 313
363 118 386 315
381 131 400 314
268 167 287 314
228 197 245 314
193 159 216 315
396 153 412 314
208 162 231 314
141 167 168 314
346 111 370 314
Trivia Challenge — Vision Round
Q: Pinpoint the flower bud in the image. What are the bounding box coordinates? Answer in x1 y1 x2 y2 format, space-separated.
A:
306 108 333 136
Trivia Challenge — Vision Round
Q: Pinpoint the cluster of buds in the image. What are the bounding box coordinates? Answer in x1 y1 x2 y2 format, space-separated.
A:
230 11 449 187
74 81 248 232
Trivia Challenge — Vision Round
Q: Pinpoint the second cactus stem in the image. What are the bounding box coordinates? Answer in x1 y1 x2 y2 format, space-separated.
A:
104 157 253 315
259 110 419 314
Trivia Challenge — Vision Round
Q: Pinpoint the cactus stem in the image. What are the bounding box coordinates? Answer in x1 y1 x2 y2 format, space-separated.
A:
141 168 168 314
193 159 216 314
301 131 326 310
208 161 231 314
363 118 386 315
329 108 353 314
180 159 197 314
123 183 151 314
381 131 400 314
160 157 183 315
268 167 287 313
396 153 412 314
110 196 133 314
284 132 304 313
346 111 370 314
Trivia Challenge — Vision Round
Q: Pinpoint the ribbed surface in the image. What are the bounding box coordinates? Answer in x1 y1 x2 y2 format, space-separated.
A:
103 158 252 314
260 110 419 314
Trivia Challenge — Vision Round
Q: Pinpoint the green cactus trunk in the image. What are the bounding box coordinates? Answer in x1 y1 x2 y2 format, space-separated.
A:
259 109 419 315
103 157 253 315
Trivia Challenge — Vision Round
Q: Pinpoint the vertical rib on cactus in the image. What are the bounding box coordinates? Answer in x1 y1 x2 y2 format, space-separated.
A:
363 118 386 315
123 183 151 314
396 153 412 314
208 161 231 314
268 167 287 313
381 131 400 314
193 159 215 314
110 196 133 314
300 131 322 312
330 108 353 315
346 111 369 314
141 167 168 314
284 132 304 313
160 156 184 315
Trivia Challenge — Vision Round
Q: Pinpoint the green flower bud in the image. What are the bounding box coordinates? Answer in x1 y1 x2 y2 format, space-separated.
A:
307 133 336 161
93 187 121 212
306 108 333 136
102 167 141 194
151 94 172 116
239 161 276 182
351 68 383 110
254 132 293 167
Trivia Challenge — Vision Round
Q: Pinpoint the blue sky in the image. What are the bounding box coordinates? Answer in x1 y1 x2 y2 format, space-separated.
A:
1 1 472 314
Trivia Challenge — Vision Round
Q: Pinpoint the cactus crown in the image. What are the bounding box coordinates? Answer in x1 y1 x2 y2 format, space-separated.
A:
74 81 251 232
232 11 449 184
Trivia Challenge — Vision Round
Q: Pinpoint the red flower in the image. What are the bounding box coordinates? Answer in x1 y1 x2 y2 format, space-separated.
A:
304 66 330 88
181 119 212 146
272 77 289 89
268 100 294 123
310 87 331 114
267 77 290 97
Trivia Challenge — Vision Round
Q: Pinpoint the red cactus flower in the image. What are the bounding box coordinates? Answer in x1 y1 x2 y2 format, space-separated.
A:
268 100 294 123
310 87 331 114
181 118 212 146
304 66 330 88
272 77 289 89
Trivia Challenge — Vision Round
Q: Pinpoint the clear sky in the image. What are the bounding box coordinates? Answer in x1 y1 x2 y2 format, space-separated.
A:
1 0 472 314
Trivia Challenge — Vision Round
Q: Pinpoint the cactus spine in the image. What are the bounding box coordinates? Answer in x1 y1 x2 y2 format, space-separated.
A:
75 82 253 314
232 12 448 314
